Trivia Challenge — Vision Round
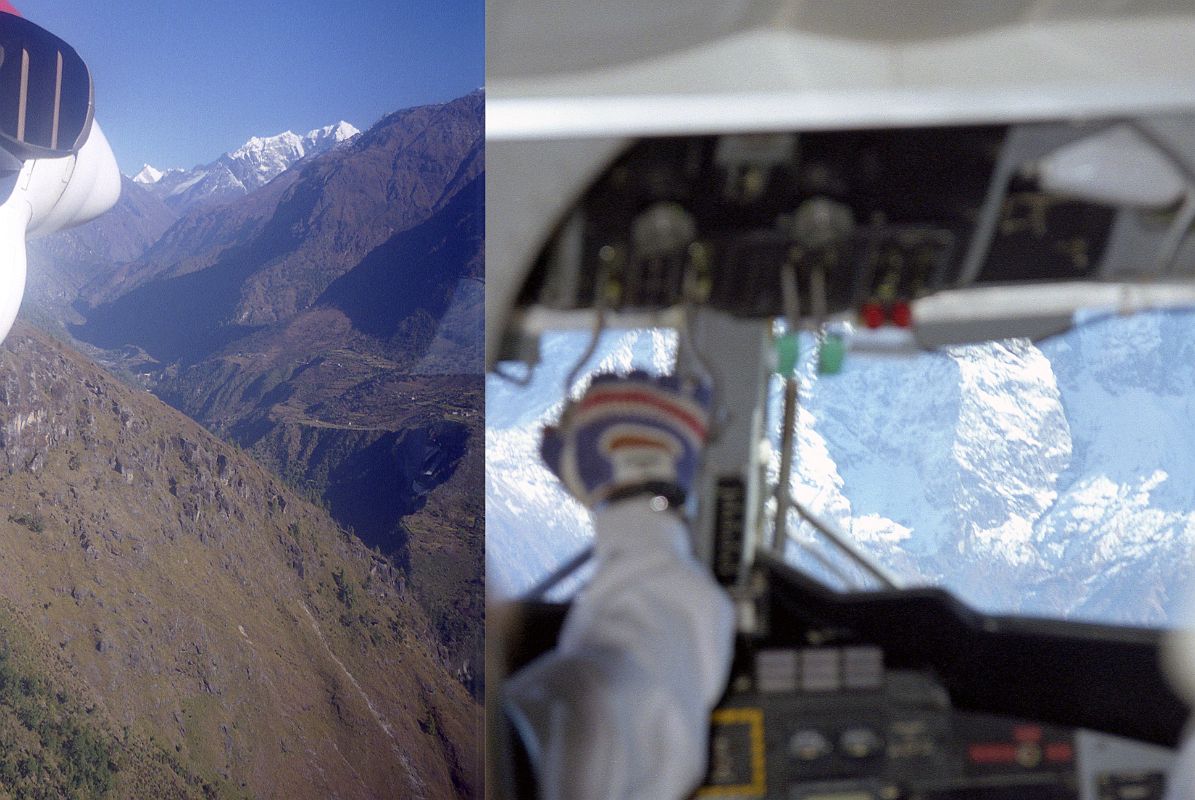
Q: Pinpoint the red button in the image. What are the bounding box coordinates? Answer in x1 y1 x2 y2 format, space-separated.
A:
861 303 885 329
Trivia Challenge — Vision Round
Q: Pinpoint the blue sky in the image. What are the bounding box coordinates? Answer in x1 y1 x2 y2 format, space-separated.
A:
15 1 483 174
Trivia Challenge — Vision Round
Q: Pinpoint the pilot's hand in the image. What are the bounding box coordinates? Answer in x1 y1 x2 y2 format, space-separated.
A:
540 370 710 509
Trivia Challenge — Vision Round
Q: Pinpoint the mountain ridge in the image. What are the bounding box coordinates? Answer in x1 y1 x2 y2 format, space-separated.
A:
78 92 482 346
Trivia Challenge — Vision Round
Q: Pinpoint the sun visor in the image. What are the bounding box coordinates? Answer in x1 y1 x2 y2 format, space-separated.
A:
0 13 93 159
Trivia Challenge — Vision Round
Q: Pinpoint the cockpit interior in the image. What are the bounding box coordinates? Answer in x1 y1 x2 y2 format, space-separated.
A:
490 119 1195 800
486 5 1195 798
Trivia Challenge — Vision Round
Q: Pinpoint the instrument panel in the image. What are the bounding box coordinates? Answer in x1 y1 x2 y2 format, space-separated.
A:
702 646 1083 799
515 126 1120 323
688 554 1183 800
502 557 1185 800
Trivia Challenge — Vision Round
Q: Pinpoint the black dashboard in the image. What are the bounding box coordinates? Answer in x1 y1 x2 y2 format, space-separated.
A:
703 665 1080 799
504 554 1186 800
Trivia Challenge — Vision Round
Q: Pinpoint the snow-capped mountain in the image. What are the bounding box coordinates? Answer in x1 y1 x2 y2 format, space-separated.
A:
132 121 360 213
486 313 1195 627
131 164 167 185
303 121 359 153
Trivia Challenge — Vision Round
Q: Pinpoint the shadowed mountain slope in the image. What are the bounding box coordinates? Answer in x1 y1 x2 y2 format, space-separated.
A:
317 174 483 344
24 178 178 335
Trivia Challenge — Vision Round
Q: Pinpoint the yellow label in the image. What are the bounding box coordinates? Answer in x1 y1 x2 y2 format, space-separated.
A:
697 707 766 797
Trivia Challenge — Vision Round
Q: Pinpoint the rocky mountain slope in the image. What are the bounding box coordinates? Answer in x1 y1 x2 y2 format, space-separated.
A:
0 321 481 798
0 598 206 798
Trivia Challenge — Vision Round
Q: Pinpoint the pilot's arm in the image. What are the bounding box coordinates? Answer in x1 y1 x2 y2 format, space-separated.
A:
505 372 736 800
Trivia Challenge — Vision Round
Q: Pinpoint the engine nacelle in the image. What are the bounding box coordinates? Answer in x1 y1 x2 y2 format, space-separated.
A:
0 119 120 342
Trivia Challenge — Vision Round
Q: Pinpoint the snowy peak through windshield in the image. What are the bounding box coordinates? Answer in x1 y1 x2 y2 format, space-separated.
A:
487 312 1195 627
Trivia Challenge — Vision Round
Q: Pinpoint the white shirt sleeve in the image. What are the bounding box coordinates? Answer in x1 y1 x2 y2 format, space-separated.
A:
505 496 736 800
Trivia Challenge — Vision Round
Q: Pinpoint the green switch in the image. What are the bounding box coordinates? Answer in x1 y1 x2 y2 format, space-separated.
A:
775 333 799 376
818 332 845 375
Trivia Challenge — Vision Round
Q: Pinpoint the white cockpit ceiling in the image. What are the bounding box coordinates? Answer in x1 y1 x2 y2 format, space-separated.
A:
488 0 1195 140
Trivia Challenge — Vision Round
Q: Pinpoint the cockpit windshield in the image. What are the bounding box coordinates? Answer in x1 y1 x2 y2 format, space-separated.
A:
488 310 1195 628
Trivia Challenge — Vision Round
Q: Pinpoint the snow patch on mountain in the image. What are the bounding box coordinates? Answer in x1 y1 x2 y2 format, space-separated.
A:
305 121 359 150
132 164 165 185
792 406 851 521
948 340 1071 568
1028 468 1195 623
224 130 305 186
487 422 591 596
852 515 913 544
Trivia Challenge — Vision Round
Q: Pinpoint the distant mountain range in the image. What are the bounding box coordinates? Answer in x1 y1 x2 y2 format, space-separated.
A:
78 95 480 348
24 176 177 335
131 122 360 214
25 117 360 337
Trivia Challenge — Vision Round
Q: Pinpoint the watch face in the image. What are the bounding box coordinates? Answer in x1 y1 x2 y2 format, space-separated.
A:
0 13 93 159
